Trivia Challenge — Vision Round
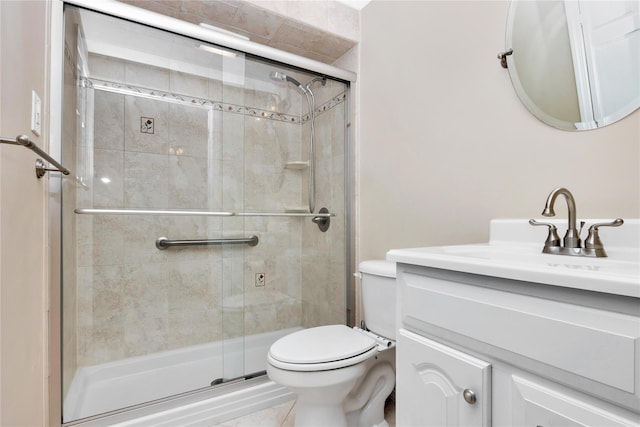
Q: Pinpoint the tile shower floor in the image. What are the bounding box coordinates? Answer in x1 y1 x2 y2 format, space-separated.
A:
213 397 396 427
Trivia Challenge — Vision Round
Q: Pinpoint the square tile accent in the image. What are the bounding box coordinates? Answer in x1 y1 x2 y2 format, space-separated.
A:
140 117 154 134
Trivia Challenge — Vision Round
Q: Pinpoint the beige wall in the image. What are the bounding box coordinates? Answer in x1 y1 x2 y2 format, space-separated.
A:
359 0 640 261
0 1 50 425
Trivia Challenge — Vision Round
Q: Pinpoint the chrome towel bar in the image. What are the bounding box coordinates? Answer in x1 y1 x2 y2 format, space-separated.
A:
75 208 334 218
75 208 234 217
0 134 70 178
236 212 334 218
156 235 259 250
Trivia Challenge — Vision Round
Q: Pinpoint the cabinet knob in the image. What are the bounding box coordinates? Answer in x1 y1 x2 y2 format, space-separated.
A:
462 388 476 404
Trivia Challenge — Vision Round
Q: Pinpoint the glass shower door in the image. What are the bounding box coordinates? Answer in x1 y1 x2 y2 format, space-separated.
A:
61 5 245 422
60 3 350 424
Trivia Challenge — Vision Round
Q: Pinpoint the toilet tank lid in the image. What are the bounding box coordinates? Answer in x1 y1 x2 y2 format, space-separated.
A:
358 260 396 278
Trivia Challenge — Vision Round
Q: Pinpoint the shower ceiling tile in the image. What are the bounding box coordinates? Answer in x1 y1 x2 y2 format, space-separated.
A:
120 0 182 20
232 2 284 40
248 0 288 17
267 40 335 66
197 0 241 26
312 33 356 60
116 0 358 65
269 19 351 64
270 20 320 52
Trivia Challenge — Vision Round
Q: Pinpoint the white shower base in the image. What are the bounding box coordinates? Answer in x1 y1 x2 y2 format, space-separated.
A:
64 327 300 423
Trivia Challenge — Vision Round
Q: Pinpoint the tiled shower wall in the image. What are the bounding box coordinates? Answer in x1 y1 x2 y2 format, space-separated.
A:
68 53 347 368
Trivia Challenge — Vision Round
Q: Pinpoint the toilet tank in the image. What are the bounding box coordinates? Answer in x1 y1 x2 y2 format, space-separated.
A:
359 260 396 340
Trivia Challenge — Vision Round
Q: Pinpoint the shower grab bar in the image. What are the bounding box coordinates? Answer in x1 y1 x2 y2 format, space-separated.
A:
0 134 71 178
75 208 334 218
156 235 259 250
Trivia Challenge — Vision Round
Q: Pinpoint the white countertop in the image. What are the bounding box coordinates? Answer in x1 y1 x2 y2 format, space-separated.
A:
387 219 640 298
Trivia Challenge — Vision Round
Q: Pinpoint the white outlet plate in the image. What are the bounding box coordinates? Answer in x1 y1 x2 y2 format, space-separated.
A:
255 273 265 287
31 90 41 136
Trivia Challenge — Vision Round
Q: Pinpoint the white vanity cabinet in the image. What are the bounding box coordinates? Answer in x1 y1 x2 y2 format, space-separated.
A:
397 329 491 426
391 262 640 427
507 374 637 427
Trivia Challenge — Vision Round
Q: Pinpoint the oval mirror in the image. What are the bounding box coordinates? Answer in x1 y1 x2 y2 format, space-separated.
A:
505 0 639 131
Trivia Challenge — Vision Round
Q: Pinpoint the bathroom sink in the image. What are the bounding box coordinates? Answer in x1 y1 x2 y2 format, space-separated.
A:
387 219 640 298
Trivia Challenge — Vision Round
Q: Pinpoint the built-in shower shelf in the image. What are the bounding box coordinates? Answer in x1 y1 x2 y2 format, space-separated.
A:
284 161 309 170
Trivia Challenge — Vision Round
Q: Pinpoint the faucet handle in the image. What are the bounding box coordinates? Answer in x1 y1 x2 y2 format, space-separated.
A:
529 219 561 247
584 218 624 249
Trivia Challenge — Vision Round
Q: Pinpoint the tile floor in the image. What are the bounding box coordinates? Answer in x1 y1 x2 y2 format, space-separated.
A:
213 397 396 427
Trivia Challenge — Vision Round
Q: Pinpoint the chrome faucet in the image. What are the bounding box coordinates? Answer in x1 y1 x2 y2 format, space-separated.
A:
530 187 623 257
541 187 581 248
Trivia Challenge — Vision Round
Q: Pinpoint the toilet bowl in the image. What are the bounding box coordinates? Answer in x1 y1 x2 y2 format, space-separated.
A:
266 260 396 427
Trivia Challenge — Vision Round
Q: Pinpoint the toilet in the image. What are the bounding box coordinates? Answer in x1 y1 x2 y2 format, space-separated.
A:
267 260 396 427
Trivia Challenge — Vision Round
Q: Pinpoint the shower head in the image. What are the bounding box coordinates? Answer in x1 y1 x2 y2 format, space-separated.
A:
269 71 287 82
304 76 327 91
269 71 306 93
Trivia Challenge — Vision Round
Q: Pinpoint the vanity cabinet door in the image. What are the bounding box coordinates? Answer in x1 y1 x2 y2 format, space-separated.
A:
511 376 639 427
397 329 491 427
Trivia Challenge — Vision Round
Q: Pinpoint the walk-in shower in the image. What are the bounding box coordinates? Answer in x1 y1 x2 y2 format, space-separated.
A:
59 2 351 424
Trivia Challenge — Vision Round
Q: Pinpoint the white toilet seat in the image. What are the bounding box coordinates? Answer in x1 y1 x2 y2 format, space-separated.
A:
268 325 378 372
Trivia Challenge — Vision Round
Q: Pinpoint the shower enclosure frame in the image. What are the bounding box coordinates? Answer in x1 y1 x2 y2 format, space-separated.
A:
47 0 357 424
